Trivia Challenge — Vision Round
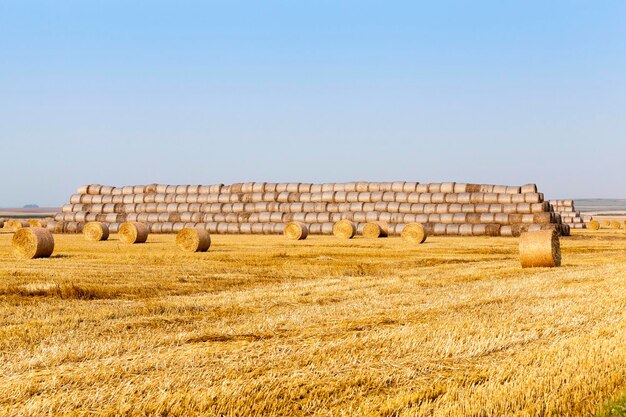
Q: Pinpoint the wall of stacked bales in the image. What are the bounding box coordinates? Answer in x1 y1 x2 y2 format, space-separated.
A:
548 200 592 229
50 182 570 237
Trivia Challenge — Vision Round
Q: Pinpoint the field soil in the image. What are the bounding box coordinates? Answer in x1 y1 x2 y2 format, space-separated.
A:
1 231 625 416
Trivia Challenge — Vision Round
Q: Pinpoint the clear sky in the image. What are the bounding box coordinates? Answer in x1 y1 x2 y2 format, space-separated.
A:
1 1 625 207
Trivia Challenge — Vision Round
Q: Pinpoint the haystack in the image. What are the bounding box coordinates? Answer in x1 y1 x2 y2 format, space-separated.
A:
333 220 356 239
119 222 149 244
519 230 561 268
176 227 211 252
401 223 427 244
284 222 309 240
362 222 388 239
587 220 600 231
83 222 110 241
12 227 54 259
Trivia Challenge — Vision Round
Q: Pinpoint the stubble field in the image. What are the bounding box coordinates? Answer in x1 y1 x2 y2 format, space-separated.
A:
1 230 625 416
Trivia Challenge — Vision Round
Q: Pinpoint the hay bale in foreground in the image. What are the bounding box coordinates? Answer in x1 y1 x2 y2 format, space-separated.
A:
610 221 622 229
333 220 356 239
401 223 427 244
588 220 600 231
12 227 54 259
519 230 561 268
176 227 211 252
83 222 110 241
119 222 149 244
362 222 388 239
284 222 309 240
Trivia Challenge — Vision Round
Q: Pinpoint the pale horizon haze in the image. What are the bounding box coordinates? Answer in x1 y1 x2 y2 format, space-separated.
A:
1 1 625 207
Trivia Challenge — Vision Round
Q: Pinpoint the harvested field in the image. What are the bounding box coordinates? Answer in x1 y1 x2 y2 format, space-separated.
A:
0 231 625 416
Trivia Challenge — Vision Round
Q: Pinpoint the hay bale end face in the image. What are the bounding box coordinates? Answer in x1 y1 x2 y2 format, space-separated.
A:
12 227 55 259
587 220 600 231
519 230 561 268
333 220 356 239
601 220 611 229
362 222 388 239
610 220 622 230
119 222 149 244
83 222 110 241
176 227 211 252
284 222 309 240
401 223 427 244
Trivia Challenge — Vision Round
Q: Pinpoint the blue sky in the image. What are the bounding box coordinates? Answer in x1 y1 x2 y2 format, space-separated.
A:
1 1 625 206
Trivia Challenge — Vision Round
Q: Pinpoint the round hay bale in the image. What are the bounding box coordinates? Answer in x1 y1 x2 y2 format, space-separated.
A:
27 219 43 227
601 219 611 229
363 222 388 239
459 224 473 236
284 222 309 240
521 184 538 194
611 220 622 229
401 223 427 244
83 222 109 241
176 227 211 252
119 222 149 244
6 219 30 231
440 182 455 193
519 230 561 268
465 184 481 193
12 227 54 259
333 220 356 239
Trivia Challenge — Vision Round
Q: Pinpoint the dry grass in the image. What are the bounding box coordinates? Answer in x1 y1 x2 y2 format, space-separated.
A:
1 231 626 416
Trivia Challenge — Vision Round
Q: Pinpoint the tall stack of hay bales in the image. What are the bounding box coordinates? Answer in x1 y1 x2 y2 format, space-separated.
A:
548 200 591 229
50 181 569 237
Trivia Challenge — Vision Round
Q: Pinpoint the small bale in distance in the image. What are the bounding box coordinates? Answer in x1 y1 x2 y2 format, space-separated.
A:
176 227 211 252
401 223 427 244
333 220 356 239
119 222 149 244
519 230 561 268
601 220 611 229
284 222 309 240
362 222 388 239
610 220 622 230
587 220 600 231
83 222 110 241
27 219 43 227
6 219 30 231
12 227 54 259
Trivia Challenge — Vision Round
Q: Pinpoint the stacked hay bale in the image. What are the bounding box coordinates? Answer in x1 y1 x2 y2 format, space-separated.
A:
51 181 569 237
548 200 590 229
